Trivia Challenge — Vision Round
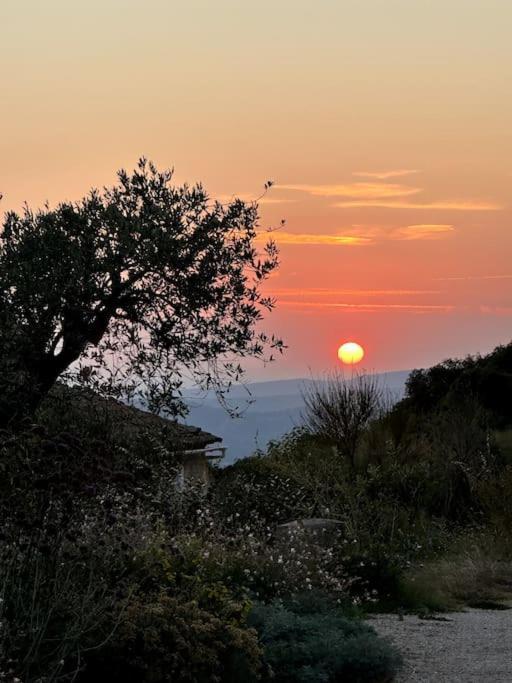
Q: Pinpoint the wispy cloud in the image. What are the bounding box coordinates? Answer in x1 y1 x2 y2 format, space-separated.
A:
341 224 454 242
259 224 454 247
270 287 442 297
275 180 501 211
479 306 512 316
332 199 501 211
437 274 512 281
256 231 370 246
278 301 455 313
393 224 455 240
276 300 512 317
277 182 420 199
216 193 296 205
352 169 420 180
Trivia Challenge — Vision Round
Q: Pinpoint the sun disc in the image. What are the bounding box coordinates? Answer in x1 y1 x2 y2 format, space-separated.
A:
338 341 364 365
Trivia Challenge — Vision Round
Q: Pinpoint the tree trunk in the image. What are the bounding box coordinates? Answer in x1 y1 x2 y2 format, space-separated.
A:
0 307 114 431
0 353 75 430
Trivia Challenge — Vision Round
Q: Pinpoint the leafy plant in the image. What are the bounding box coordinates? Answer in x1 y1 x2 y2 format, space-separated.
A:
249 598 401 683
83 591 262 683
0 159 282 427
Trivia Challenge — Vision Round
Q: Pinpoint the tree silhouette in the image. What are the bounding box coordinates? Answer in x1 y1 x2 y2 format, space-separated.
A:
0 159 282 426
302 371 385 468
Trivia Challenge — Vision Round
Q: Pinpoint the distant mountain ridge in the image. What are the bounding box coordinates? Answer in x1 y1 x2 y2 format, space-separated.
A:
183 370 410 464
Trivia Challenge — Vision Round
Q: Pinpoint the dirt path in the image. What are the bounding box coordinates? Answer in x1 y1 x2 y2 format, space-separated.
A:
370 609 512 682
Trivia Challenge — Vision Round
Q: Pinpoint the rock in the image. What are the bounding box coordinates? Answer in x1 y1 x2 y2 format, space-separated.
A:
275 518 344 545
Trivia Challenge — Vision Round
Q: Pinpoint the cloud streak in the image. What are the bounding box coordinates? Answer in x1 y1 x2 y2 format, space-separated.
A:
276 301 512 317
275 179 501 211
270 287 442 297
479 306 512 316
256 231 370 246
393 224 455 240
437 274 512 281
278 301 455 313
352 169 420 179
278 182 421 199
332 199 501 211
257 224 454 247
216 193 295 205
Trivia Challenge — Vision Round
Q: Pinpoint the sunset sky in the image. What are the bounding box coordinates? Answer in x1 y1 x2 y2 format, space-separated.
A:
1 0 511 379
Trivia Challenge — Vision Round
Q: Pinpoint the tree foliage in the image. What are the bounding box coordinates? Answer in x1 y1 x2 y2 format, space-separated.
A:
400 343 512 428
302 372 385 467
0 159 282 425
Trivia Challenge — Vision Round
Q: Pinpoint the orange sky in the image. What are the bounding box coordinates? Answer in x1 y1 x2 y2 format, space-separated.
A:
1 0 511 378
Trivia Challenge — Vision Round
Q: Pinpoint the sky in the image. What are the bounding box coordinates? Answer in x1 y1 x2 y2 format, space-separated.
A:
1 0 511 379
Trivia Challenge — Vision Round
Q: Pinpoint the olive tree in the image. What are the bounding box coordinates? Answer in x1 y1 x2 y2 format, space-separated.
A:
0 159 282 427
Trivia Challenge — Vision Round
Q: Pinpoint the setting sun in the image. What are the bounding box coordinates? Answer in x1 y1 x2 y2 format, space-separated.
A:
338 342 365 365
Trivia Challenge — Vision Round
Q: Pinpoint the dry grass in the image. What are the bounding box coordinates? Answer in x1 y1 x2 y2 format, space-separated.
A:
399 542 512 612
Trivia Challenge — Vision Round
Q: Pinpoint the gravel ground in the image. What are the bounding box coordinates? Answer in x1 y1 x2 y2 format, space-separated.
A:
370 609 512 682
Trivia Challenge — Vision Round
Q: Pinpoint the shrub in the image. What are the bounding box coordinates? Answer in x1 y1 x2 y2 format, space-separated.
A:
212 455 313 530
0 510 134 682
83 591 262 683
163 520 354 603
397 529 512 612
249 598 401 683
302 371 386 468
246 431 452 601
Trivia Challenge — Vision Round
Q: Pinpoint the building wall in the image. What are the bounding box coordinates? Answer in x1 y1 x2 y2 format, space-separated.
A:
181 453 212 486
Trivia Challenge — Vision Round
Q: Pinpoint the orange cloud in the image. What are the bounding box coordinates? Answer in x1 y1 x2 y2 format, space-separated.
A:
278 301 455 313
392 224 455 240
352 169 420 179
275 181 501 211
333 199 501 210
260 224 454 247
438 274 512 281
256 231 370 246
216 193 295 205
277 182 421 199
270 287 442 297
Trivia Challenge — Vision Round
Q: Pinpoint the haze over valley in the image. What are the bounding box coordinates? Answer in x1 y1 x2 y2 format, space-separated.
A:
185 371 409 462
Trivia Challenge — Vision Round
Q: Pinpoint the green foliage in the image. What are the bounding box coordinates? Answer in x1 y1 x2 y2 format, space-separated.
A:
4 340 512 680
0 158 282 426
84 591 262 683
0 527 120 682
249 597 401 683
213 453 313 529
398 342 512 429
396 527 512 612
243 430 452 600
0 425 261 682
302 371 386 467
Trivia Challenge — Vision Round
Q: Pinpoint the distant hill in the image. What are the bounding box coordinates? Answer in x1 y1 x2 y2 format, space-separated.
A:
183 371 410 464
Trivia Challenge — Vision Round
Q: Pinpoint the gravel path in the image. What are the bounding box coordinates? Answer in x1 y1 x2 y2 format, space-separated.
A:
370 609 512 682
